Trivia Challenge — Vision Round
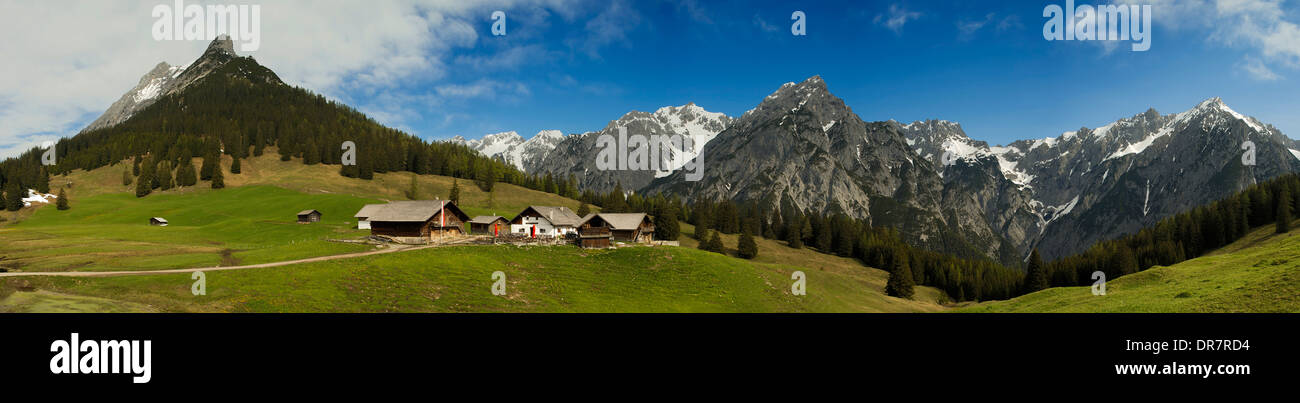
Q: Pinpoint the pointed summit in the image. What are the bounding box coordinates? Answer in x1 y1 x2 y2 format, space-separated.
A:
206 34 237 57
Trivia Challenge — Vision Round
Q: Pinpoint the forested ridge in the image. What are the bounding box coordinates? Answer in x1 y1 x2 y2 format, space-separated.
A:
3 52 1295 305
0 56 584 203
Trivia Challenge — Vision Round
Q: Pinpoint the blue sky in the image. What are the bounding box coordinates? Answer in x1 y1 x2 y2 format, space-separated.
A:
4 0 1300 159
362 0 1300 146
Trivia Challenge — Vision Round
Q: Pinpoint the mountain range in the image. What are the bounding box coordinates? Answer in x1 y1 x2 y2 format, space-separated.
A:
68 39 1300 265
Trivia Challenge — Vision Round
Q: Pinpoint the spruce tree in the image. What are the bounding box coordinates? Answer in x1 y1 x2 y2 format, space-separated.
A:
693 205 713 240
577 203 591 217
738 230 758 259
0 186 7 211
1278 187 1293 234
1025 248 1049 293
405 175 419 200
654 206 680 241
786 216 804 249
3 182 21 211
211 165 225 189
706 230 725 253
179 158 198 187
231 155 241 174
885 251 916 299
122 169 133 186
200 151 217 180
157 161 174 190
449 179 460 205
135 163 153 198
56 188 69 210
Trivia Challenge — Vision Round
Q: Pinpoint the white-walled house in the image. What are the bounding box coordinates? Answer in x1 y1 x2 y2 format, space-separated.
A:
508 206 582 238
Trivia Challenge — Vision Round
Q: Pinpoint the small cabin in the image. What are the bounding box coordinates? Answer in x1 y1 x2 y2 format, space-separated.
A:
468 215 510 235
577 214 613 248
366 200 471 244
150 217 169 227
297 209 322 223
577 213 655 247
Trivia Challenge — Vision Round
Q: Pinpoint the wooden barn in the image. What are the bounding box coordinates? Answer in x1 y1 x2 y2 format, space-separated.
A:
297 209 322 223
577 214 612 248
366 200 470 244
353 204 385 230
577 213 655 247
468 216 509 235
509 206 583 238
149 217 168 227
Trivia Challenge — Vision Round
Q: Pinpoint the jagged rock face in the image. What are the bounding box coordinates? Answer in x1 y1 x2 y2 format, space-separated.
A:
644 76 967 254
526 103 732 193
1026 98 1300 260
450 130 568 172
903 97 1300 261
82 35 280 133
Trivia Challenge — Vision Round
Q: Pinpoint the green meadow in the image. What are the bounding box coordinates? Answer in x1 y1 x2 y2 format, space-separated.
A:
959 223 1300 313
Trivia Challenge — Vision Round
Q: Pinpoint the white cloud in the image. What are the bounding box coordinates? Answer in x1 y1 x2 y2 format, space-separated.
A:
753 15 779 33
957 13 995 40
0 0 590 159
1242 57 1283 80
874 4 922 34
1123 0 1300 77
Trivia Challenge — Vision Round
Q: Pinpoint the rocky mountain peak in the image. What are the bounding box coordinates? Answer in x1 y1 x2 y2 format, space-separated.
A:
206 34 237 57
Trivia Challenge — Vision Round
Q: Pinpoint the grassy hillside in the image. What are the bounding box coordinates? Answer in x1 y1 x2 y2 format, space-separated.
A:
959 223 1300 313
1 243 944 313
0 152 943 313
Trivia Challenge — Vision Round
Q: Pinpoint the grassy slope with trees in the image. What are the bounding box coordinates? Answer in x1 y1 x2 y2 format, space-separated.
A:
0 154 944 313
959 220 1300 313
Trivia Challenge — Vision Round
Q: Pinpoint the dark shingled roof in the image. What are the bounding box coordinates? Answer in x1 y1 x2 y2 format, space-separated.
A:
469 215 506 224
579 213 650 230
516 205 583 227
365 201 470 223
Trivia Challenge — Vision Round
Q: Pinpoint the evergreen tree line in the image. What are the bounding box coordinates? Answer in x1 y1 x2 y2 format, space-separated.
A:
577 184 1023 301
0 57 578 203
1038 173 1300 290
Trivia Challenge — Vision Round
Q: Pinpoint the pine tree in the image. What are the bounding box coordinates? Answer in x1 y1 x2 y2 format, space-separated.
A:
706 230 725 253
178 158 198 187
132 155 142 176
230 155 241 174
693 205 713 240
135 161 153 198
405 175 419 200
1278 187 1293 234
785 215 804 249
122 169 133 186
4 182 22 211
577 203 591 217
0 186 7 211
738 230 758 259
211 165 225 189
1025 248 1049 293
449 179 460 205
654 206 680 241
885 251 915 299
56 188 69 210
201 151 217 180
157 161 174 190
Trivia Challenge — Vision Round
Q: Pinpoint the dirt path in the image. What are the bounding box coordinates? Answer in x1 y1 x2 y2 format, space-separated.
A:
0 238 480 278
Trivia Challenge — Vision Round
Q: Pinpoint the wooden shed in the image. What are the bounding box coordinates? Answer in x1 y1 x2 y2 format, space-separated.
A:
577 214 613 248
468 215 509 235
367 200 470 244
149 217 168 227
297 209 322 223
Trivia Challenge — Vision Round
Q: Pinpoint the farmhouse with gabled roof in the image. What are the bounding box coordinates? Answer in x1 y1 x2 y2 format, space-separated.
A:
509 205 582 238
